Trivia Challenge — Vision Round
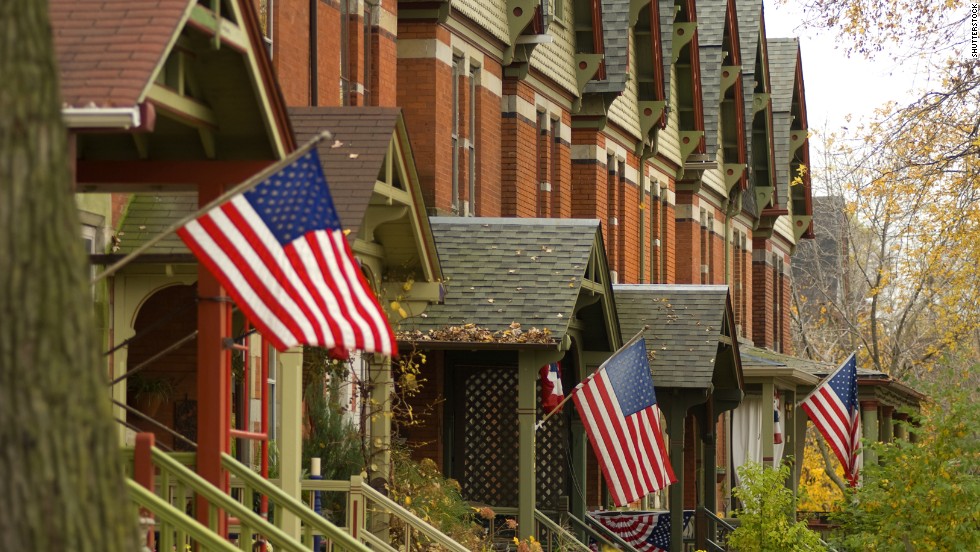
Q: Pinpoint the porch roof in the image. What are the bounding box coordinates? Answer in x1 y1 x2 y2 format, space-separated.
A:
738 344 823 387
613 284 741 389
401 218 616 349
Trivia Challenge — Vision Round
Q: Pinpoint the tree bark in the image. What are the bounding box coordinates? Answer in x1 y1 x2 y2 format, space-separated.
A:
0 1 138 550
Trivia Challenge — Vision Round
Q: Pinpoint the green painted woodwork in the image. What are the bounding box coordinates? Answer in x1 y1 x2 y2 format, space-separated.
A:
638 100 667 138
723 163 745 189
862 404 879 466
721 65 741 95
189 3 249 51
679 130 704 161
518 350 564 540
789 129 807 159
278 348 304 540
752 92 770 114
397 0 451 22
147 84 218 128
574 53 605 95
630 0 653 26
672 23 698 63
755 185 774 209
127 480 241 552
506 0 539 45
221 453 370 551
791 215 812 241
761 382 775 467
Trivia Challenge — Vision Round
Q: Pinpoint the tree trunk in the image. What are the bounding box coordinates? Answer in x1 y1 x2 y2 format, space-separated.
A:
0 1 138 550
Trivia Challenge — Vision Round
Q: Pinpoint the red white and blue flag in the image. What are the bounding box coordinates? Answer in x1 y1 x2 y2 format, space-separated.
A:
800 353 862 486
590 511 693 552
572 337 675 507
177 148 396 355
540 362 565 414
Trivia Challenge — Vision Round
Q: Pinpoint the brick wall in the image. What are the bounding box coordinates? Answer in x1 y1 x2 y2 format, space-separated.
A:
674 192 701 284
500 78 538 217
752 239 775 349
475 61 502 216
397 23 452 212
272 0 312 105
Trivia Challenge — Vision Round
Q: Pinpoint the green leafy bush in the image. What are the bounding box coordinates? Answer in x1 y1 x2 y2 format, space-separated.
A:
727 462 825 551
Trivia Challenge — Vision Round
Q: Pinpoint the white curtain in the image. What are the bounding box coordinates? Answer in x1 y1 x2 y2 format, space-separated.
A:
773 393 785 465
731 396 762 483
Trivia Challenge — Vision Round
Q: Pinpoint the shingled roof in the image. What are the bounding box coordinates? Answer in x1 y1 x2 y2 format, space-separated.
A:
51 0 191 107
585 0 631 94
768 38 801 212
289 107 403 245
614 284 732 388
695 0 729 160
403 218 609 346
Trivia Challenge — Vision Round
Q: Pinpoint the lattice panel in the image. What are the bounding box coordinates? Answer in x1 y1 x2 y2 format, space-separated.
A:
460 367 520 507
536 380 568 511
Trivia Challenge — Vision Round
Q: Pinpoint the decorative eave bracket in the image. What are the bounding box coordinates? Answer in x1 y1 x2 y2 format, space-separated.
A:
630 0 653 25
789 129 807 160
721 65 741 95
791 215 813 241
672 23 698 63
752 92 770 114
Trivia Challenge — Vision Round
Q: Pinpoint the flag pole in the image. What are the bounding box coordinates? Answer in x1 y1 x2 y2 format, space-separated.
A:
89 131 333 284
535 325 649 432
796 351 856 407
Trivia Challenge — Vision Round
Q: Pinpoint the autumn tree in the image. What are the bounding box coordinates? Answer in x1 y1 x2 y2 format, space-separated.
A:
0 0 137 550
835 381 980 551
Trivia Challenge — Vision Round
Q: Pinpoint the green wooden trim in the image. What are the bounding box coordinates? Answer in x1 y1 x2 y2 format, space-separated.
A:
507 0 539 44
679 130 703 161
148 449 314 552
360 483 470 552
127 479 241 552
721 65 741 95
147 84 218 128
533 510 591 551
755 185 774 209
189 4 249 51
638 100 666 138
789 129 807 159
723 163 745 189
791 215 812 241
574 54 605 95
672 23 698 63
752 92 770 114
220 453 370 551
629 0 652 26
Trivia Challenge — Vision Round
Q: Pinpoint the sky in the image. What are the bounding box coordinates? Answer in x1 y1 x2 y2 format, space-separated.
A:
763 1 929 141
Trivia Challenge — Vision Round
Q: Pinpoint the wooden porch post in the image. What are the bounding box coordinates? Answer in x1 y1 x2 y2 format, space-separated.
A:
667 402 687 552
518 350 562 540
279 347 304 539
196 234 230 535
861 401 879 466
760 382 775 468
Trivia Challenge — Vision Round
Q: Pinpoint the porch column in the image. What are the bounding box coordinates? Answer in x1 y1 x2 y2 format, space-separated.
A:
570 417 587 521
196 244 230 535
699 424 717 547
760 382 774 467
880 405 894 443
110 276 135 445
278 347 304 539
368 354 393 540
793 391 808 491
894 412 909 441
667 402 687 552
861 401 879 466
518 350 562 540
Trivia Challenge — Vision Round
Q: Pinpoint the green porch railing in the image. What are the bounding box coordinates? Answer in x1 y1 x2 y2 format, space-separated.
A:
533 509 591 551
566 512 641 551
127 479 240 552
220 453 369 551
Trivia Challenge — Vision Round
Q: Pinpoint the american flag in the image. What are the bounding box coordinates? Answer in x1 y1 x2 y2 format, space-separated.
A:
177 148 396 355
800 353 862 486
590 511 693 552
572 337 676 507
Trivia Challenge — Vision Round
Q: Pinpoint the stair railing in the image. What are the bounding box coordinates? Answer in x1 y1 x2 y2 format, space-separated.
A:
220 452 370 551
533 509 591 551
565 512 641 551
127 479 240 552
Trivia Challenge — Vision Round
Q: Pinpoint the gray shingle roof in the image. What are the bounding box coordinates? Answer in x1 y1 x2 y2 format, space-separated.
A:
289 106 402 245
696 0 728 158
659 0 677 103
614 284 730 388
767 39 801 210
737 0 764 215
585 0 631 94
404 218 604 343
117 194 196 255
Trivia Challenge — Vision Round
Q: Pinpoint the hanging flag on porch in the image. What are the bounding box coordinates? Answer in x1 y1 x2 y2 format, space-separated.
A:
800 353 862 486
177 146 396 356
773 391 784 445
572 336 676 507
540 362 565 414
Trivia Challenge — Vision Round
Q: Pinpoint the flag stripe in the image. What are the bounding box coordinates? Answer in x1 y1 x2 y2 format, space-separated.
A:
572 337 675 507
175 148 396 355
801 354 861 486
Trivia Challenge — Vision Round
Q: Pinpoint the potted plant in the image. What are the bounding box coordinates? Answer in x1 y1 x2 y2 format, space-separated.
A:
127 373 176 418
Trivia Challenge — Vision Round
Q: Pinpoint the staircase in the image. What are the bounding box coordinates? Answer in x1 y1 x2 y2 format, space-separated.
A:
126 439 471 551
